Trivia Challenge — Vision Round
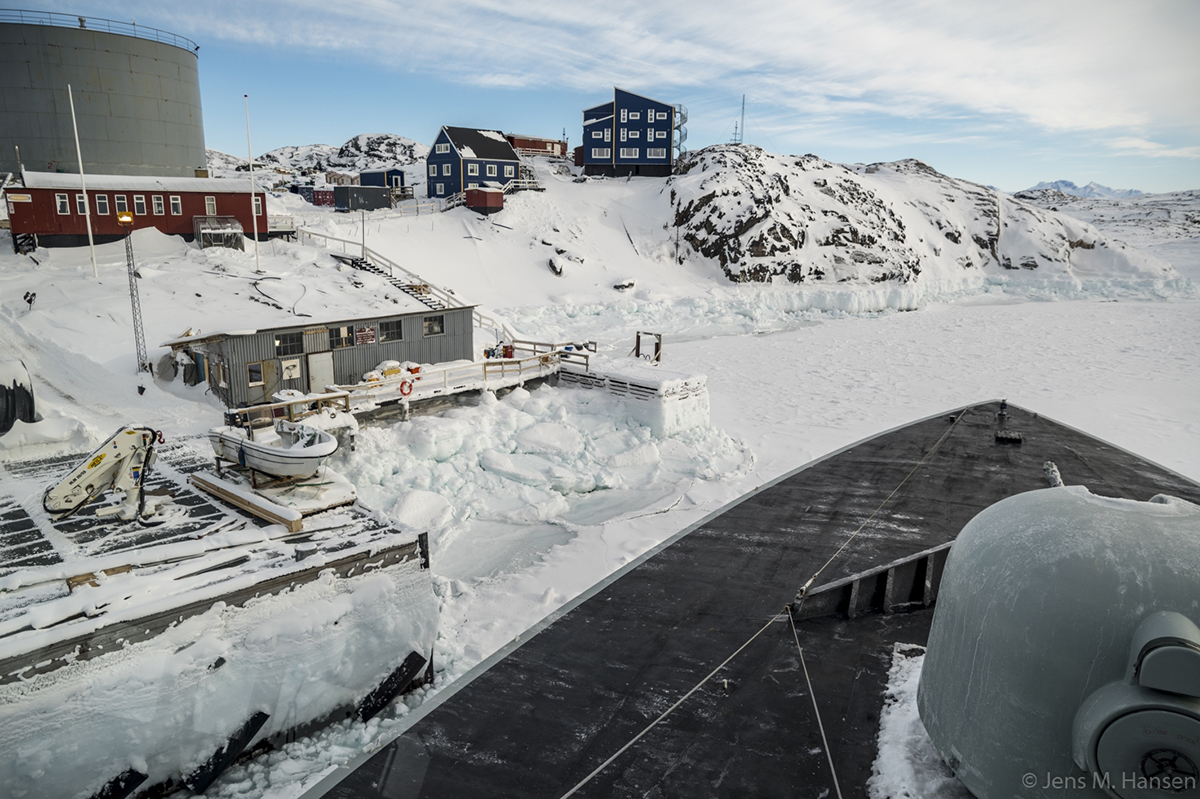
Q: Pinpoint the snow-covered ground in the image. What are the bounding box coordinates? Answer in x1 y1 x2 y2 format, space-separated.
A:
1 150 1197 797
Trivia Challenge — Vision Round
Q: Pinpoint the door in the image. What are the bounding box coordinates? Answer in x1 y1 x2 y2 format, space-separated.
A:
308 351 335 394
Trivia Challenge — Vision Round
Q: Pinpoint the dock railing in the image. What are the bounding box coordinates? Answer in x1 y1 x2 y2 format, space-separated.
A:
296 227 517 340
228 390 352 436
330 352 561 408
511 339 596 370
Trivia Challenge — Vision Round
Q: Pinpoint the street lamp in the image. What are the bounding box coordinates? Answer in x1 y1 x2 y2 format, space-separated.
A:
119 211 152 375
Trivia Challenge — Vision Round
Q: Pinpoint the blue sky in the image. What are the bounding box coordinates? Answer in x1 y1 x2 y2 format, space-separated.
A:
37 0 1200 193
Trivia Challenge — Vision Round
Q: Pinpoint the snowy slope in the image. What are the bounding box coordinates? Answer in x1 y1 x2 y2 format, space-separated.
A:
208 134 429 180
1021 179 1143 199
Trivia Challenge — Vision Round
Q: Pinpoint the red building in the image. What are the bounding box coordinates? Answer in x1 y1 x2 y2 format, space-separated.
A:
6 170 270 247
505 134 568 158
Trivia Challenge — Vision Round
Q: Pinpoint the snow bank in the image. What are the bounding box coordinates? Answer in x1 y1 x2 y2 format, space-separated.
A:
0 561 437 798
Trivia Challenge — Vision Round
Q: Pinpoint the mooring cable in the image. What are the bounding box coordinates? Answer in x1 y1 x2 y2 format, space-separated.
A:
795 408 967 607
557 608 788 799
789 610 844 799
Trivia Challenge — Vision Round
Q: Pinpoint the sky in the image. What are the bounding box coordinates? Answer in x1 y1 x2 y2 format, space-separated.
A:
25 0 1200 193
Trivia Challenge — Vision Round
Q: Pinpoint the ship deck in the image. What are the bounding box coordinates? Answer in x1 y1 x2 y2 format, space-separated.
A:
311 401 1200 799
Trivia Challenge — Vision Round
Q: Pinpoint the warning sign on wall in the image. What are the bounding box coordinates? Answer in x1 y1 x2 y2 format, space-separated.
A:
355 327 376 345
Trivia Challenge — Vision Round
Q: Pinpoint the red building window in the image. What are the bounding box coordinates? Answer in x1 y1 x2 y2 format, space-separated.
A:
170 196 182 215
134 195 146 215
152 196 164 215
56 194 69 214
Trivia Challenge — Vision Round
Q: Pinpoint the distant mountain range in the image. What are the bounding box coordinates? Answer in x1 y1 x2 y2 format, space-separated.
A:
1019 180 1143 199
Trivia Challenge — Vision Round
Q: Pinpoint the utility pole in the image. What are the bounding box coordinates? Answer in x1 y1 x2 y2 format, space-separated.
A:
119 211 151 375
245 94 262 273
67 84 98 278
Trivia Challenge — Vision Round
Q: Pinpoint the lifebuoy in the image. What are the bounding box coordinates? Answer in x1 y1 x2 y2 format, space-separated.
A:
400 380 413 396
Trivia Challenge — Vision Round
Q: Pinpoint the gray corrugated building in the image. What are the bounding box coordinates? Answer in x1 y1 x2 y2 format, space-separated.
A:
163 306 476 407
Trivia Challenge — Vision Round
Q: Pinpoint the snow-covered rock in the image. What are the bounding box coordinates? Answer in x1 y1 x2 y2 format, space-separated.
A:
1020 179 1143 199
668 145 1180 295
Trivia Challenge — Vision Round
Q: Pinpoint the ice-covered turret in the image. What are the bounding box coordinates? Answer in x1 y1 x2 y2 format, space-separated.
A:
917 486 1200 798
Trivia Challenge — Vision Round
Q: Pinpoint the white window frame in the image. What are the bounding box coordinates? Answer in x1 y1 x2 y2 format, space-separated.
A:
247 361 264 387
442 163 451 176
76 194 86 215
658 111 669 121
620 129 627 142
436 182 444 195
620 147 639 159
648 128 655 140
423 314 445 337
252 196 262 216
648 148 668 159
56 193 69 214
428 164 437 176
628 130 639 139
204 196 216 215
591 130 603 139
591 148 611 159
467 163 479 176
170 195 182 215
504 165 514 177
486 164 497 177
629 111 640 120
620 108 627 123
468 182 479 189
114 195 128 214
379 319 403 342
134 195 146 215
658 130 669 140
95 194 109 215
435 142 450 154
152 195 164 215
604 128 611 143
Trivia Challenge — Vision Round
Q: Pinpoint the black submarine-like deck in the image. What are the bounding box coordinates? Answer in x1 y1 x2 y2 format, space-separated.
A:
317 402 1200 799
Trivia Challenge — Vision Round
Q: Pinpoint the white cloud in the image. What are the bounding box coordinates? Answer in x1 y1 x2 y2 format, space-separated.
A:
1106 137 1200 159
103 0 1200 137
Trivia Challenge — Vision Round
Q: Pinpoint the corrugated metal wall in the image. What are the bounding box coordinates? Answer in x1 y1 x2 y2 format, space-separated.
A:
201 308 475 407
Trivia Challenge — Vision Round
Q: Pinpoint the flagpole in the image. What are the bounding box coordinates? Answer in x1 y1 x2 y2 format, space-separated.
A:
245 94 261 274
68 84 98 278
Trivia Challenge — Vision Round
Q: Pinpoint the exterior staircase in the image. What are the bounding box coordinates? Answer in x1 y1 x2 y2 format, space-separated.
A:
343 256 447 311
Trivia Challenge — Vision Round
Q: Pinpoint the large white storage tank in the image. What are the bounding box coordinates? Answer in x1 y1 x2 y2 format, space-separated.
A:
0 11 206 178
917 486 1200 799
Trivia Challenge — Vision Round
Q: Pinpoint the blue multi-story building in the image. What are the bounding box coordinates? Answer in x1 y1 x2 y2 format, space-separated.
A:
582 88 676 177
425 127 521 199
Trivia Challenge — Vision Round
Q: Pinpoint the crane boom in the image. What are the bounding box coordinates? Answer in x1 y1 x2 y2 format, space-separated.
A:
43 426 161 522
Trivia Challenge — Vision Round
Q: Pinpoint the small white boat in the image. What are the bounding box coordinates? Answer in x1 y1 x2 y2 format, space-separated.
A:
208 419 338 478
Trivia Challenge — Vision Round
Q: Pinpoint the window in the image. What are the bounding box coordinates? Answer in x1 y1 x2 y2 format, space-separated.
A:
114 195 128 214
620 147 639 159
648 128 655 140
435 143 450 154
628 130 640 139
380 319 403 342
252 196 262 216
620 128 627 142
591 131 603 139
442 163 451 176
629 111 640 120
247 362 264 387
56 193 69 214
329 325 354 349
504 165 514 177
657 130 668 140
429 164 437 176
205 196 216 215
620 108 627 123
648 148 667 159
423 315 445 337
134 195 146 215
76 194 87 215
435 183 444 195
274 331 303 356
468 182 478 189
170 195 182 215
486 164 497 177
657 111 669 121
591 148 611 159
152 195 164 215
96 194 109 215
467 163 479 176
604 128 611 142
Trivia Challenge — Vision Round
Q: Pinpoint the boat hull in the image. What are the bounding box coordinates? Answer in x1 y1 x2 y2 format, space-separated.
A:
208 423 337 477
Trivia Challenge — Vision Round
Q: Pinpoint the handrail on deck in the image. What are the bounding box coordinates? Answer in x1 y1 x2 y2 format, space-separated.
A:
0 9 200 52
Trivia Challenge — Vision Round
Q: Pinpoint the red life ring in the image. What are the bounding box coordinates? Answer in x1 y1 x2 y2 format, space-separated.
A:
400 380 413 396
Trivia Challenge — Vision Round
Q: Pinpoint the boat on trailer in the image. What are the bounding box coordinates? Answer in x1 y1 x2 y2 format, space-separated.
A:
208 418 338 478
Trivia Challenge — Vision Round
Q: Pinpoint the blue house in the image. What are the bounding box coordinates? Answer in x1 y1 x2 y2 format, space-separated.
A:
583 88 676 177
425 127 521 199
360 168 405 188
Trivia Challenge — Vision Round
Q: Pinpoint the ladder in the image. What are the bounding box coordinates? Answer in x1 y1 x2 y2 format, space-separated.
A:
343 256 447 311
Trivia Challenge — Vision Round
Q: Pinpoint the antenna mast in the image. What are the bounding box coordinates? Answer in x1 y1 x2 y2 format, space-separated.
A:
730 94 746 145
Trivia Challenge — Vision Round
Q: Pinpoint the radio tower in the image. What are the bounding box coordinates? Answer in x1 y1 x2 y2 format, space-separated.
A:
731 95 745 145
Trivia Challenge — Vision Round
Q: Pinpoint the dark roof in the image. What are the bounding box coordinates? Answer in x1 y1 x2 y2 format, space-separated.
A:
442 127 519 161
